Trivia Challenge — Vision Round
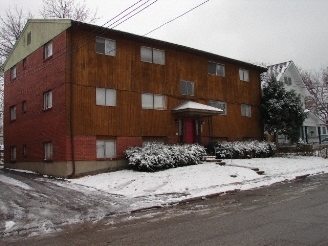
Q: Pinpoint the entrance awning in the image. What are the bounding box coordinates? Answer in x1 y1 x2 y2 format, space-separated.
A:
172 101 223 117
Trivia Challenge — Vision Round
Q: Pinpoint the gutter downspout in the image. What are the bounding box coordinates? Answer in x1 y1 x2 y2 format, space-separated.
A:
68 27 75 178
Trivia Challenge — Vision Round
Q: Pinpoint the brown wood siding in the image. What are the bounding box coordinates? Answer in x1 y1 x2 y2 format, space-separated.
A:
70 29 263 140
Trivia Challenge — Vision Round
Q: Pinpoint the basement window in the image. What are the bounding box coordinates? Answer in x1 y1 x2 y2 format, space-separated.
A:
96 140 116 158
44 142 53 161
10 146 17 162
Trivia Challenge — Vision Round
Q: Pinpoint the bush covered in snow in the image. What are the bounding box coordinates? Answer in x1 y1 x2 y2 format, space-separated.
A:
125 143 206 172
208 140 276 159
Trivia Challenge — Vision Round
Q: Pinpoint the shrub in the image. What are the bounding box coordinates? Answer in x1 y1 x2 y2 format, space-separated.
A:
209 140 276 159
125 143 206 172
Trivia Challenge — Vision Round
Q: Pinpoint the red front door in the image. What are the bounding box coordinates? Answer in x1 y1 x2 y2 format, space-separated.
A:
184 118 196 144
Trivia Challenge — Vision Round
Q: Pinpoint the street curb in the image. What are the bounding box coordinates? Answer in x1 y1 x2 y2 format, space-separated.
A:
129 174 313 214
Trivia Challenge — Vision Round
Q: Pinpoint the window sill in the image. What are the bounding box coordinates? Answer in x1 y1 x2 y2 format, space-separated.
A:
43 107 52 112
96 157 117 161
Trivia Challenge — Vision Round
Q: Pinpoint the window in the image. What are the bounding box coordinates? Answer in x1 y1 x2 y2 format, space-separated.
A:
96 140 116 158
44 41 53 59
209 100 227 115
22 101 27 113
142 93 166 110
284 76 292 85
10 106 16 121
96 88 116 106
239 69 249 82
96 37 116 56
43 91 52 110
180 80 194 96
141 46 165 65
23 145 27 158
208 62 225 77
321 126 327 135
10 146 16 162
241 104 251 117
11 66 17 80
27 31 31 45
44 142 53 160
23 58 27 69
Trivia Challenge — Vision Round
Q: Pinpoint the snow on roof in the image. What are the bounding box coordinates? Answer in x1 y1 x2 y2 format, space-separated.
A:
172 101 223 113
266 61 293 81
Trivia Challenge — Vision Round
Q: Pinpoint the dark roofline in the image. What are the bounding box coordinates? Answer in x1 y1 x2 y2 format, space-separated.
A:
71 20 267 72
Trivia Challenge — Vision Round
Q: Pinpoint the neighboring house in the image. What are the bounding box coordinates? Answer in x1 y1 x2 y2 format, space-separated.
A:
266 61 327 144
3 19 266 177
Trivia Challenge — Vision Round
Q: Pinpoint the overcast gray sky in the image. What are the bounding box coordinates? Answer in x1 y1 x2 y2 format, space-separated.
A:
1 0 328 71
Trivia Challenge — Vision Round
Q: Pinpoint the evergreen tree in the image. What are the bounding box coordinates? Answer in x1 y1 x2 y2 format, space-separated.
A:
261 76 307 143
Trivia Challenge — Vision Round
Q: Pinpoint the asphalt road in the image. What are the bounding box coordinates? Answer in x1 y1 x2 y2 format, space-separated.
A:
3 173 328 246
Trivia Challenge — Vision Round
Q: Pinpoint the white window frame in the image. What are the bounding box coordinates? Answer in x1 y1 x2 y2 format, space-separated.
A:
10 146 16 161
141 46 165 65
95 37 116 56
141 93 166 110
44 41 53 59
96 88 116 106
96 140 116 158
320 126 327 135
180 80 194 96
239 69 249 82
209 100 227 115
241 104 251 117
208 62 225 77
44 142 53 160
43 90 52 110
10 106 16 121
11 66 17 79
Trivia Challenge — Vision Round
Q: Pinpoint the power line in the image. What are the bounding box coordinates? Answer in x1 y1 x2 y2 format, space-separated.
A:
4 0 160 83
107 0 158 28
110 0 158 29
144 0 210 36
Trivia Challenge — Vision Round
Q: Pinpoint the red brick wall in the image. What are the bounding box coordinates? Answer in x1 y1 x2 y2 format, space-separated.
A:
116 137 142 158
4 31 68 162
65 136 96 161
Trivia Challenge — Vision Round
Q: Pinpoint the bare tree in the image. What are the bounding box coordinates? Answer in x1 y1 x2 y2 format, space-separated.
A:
0 6 31 70
300 67 328 124
40 0 99 23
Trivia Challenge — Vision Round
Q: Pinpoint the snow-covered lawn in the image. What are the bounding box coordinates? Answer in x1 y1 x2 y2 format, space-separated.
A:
1 156 328 238
70 156 328 206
